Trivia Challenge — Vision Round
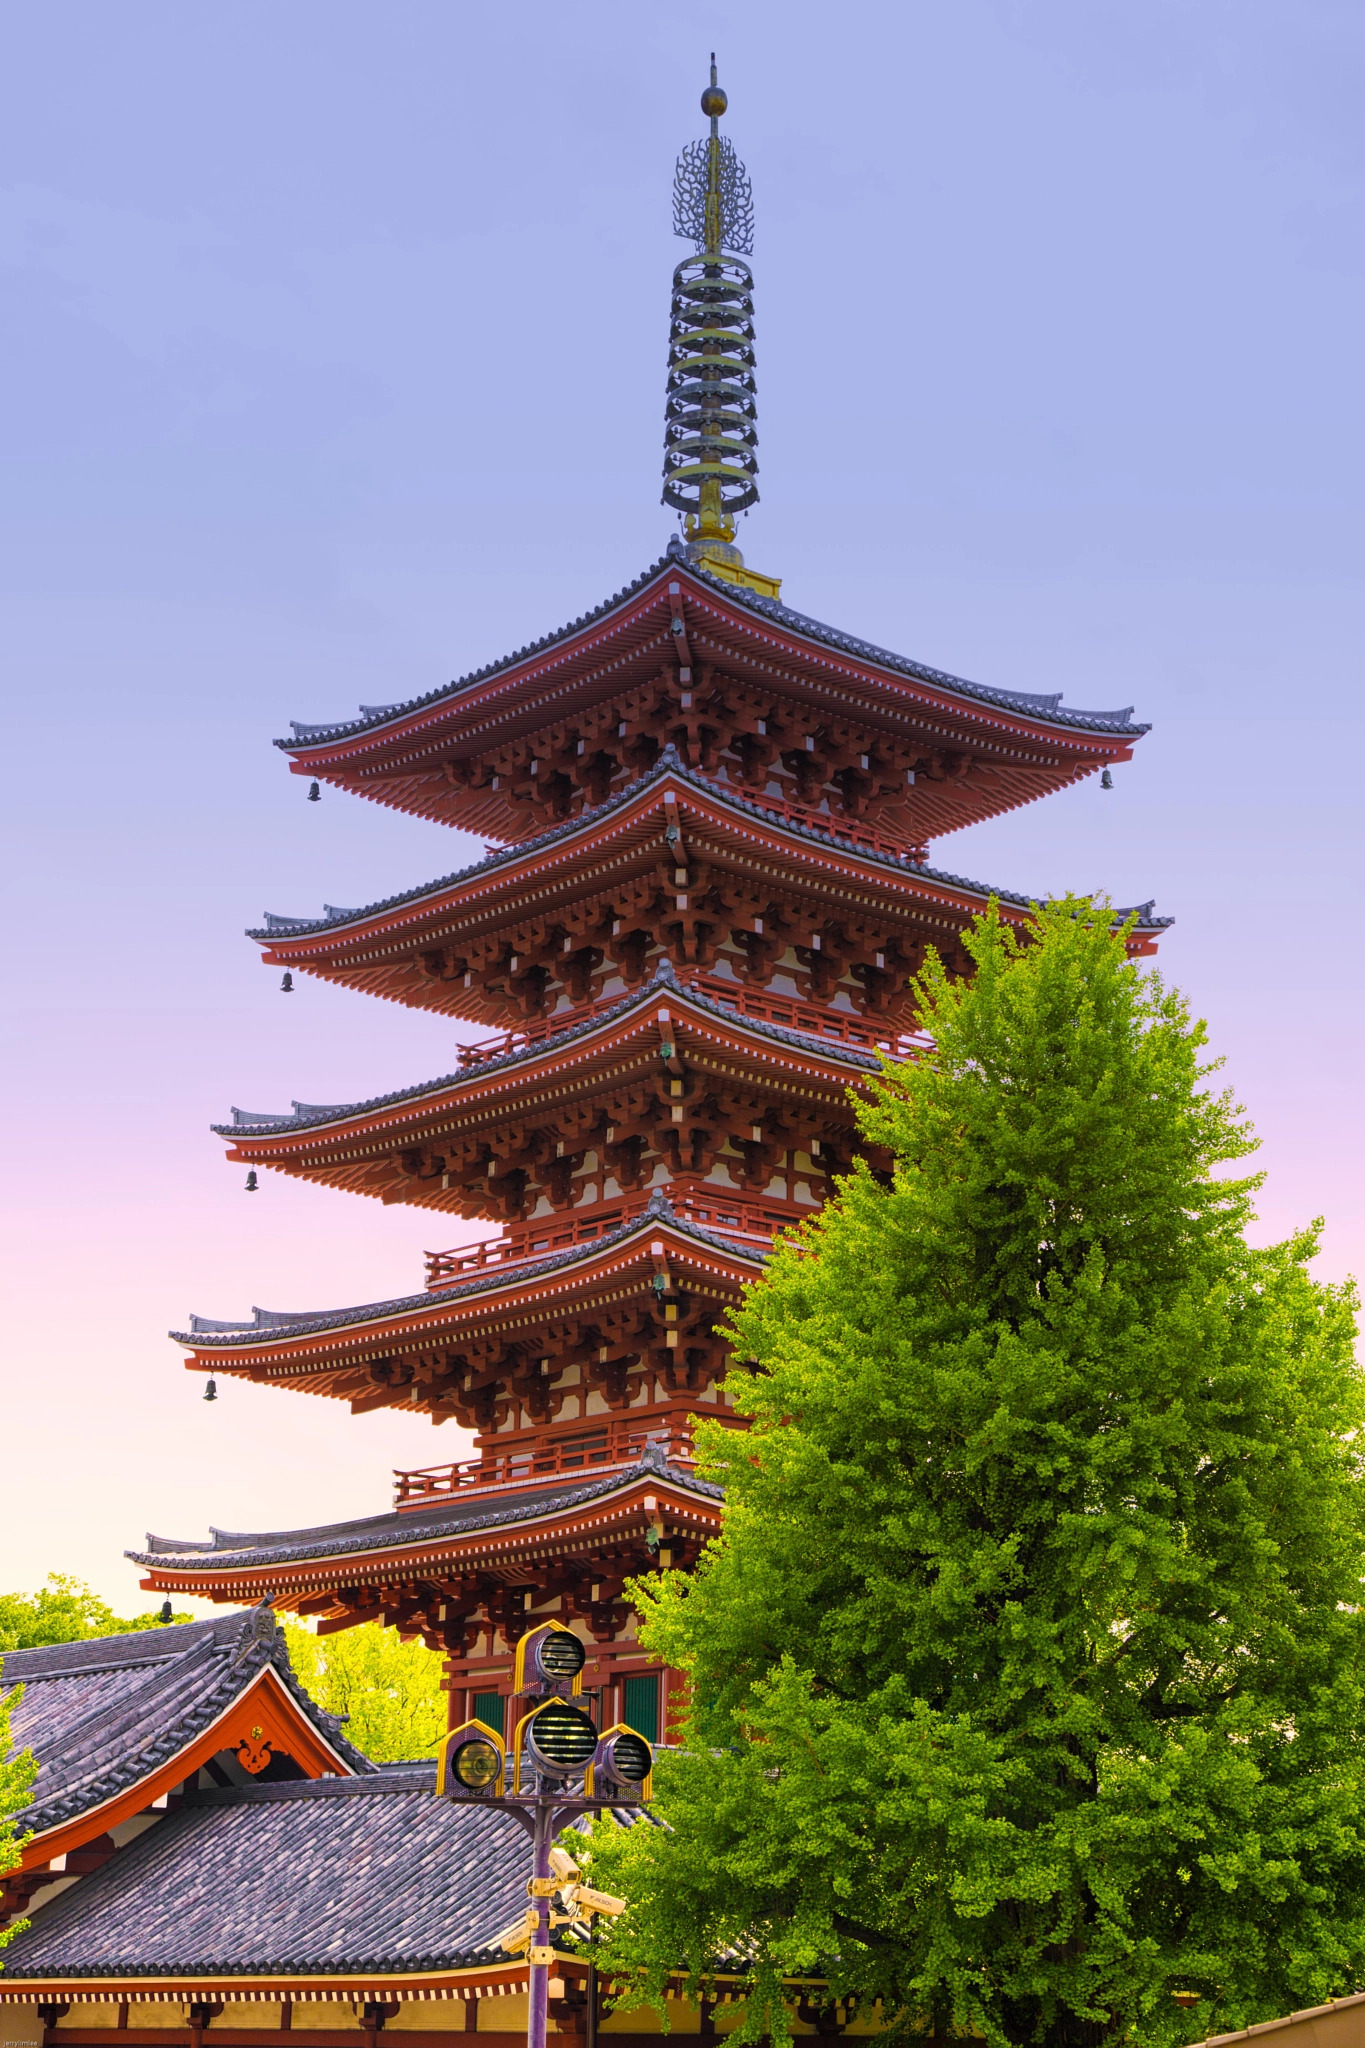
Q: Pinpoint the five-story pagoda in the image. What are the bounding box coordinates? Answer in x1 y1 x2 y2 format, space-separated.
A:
134 64 1164 1748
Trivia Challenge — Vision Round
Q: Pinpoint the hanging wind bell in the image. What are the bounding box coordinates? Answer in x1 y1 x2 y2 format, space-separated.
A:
203 1378 218 1403
1101 769 1114 790
281 972 294 993
308 781 321 802
245 1170 259 1192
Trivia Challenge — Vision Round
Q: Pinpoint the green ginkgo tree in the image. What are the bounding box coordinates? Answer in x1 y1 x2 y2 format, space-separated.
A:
580 899 1365 2048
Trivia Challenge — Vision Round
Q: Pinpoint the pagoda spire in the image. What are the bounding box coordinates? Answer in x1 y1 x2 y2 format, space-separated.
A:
663 57 774 593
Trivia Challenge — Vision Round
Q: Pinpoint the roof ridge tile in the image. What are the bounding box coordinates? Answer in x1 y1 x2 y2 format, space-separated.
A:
208 959 880 1142
179 1191 768 1348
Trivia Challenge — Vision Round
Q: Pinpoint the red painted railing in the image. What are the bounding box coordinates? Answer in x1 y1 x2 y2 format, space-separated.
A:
453 973 930 1070
393 1416 734 1506
424 1210 633 1286
684 974 931 1059
738 785 928 864
456 1001 599 1067
423 1187 807 1289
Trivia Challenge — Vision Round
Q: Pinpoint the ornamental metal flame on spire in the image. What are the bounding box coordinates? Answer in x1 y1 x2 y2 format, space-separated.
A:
662 56 759 576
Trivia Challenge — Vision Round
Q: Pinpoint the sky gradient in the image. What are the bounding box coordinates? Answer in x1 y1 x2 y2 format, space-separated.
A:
2 1 1361 1613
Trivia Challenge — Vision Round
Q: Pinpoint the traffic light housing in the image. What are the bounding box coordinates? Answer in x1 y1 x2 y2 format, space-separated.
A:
436 1717 507 1798
514 1698 600 1789
589 1723 654 1800
514 1621 586 1697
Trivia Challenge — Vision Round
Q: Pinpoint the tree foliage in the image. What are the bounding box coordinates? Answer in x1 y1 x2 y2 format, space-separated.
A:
581 900 1365 2048
282 1620 445 1761
0 1575 190 1651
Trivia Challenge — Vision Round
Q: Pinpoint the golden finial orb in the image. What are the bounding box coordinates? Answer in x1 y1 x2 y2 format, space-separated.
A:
701 82 727 117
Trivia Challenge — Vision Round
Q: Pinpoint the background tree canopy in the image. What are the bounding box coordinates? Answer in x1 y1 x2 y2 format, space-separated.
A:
581 900 1365 2048
0 1575 190 1651
282 1621 445 1761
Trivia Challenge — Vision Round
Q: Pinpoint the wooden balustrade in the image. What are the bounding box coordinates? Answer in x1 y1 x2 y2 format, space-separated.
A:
685 974 931 1058
452 973 931 1071
423 1187 805 1289
424 1210 630 1286
393 1417 728 1505
739 784 928 864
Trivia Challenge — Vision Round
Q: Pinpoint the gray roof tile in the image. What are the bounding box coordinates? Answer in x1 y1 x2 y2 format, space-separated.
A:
211 960 883 1144
128 1449 724 1576
0 1770 542 1979
278 553 1148 750
245 749 1171 946
174 1195 767 1350
3 1609 374 1837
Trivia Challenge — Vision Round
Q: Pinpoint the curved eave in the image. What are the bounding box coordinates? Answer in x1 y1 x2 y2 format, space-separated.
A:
214 975 879 1172
276 560 1150 836
250 753 1167 1002
130 1461 725 1595
171 1208 767 1382
0 1960 580 2003
9 1659 363 1869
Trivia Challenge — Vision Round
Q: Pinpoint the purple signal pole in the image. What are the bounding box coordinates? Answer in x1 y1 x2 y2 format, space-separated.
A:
440 1629 650 2048
468 1785 619 2048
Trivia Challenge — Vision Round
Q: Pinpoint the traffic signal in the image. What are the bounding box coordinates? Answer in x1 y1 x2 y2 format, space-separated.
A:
514 1621 587 1696
522 1700 600 1779
436 1717 507 1798
589 1724 654 1800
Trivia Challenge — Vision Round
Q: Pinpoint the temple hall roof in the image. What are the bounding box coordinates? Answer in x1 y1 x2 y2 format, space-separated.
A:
3 1609 373 1841
281 550 1147 750
129 1449 724 1578
0 1768 535 1983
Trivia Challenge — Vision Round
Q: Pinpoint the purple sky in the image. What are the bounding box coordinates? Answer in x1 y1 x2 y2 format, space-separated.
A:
3 2 1361 1612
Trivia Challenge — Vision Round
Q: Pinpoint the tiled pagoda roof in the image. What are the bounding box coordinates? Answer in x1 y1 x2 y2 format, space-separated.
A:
173 1196 764 1350
216 961 877 1140
128 1449 723 1579
2 1609 373 1842
250 747 1171 948
0 1767 535 1983
282 550 1147 751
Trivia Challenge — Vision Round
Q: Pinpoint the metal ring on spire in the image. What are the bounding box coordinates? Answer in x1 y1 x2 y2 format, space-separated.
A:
662 255 759 518
662 57 759 544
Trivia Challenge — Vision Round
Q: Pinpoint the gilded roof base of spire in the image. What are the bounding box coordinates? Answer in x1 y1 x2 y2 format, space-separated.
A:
680 478 781 598
680 528 781 600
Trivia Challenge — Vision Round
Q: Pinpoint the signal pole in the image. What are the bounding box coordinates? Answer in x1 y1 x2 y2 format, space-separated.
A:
437 1623 652 2048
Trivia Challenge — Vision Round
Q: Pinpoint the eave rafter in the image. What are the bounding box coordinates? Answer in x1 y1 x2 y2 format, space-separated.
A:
217 984 887 1221
175 1217 765 1428
253 770 1079 1030
281 561 1148 844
